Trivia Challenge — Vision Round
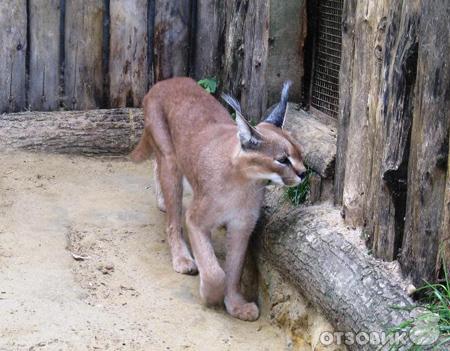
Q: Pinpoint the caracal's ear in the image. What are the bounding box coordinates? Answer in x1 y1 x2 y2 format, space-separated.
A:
221 93 262 149
263 80 292 128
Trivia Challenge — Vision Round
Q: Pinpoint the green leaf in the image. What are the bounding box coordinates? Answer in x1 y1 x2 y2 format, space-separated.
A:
198 77 218 94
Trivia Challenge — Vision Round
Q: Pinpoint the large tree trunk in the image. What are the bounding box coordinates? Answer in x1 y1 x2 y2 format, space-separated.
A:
256 189 414 351
0 109 144 155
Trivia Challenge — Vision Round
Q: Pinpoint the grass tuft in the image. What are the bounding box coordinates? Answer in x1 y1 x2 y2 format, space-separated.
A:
284 169 312 206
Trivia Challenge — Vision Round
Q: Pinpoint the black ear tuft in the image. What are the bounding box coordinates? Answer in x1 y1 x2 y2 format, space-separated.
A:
264 80 292 128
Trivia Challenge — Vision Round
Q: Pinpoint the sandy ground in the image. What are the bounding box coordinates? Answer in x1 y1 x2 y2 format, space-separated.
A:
0 151 285 351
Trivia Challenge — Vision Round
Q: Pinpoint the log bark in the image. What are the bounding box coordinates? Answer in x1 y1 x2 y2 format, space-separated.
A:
285 104 337 179
193 0 225 80
255 189 414 351
109 0 149 108
400 0 450 286
266 0 306 106
334 0 356 205
0 109 144 155
64 0 105 110
365 0 419 261
153 0 192 81
241 0 270 122
28 0 61 111
342 1 388 227
0 1 27 113
439 129 450 277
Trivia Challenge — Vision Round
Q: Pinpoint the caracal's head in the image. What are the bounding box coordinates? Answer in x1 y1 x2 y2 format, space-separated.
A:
222 81 307 187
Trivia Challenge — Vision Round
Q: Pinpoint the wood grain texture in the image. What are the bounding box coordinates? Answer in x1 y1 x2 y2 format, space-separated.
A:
439 129 450 277
0 1 27 113
109 0 149 108
28 0 61 111
285 104 337 179
154 0 191 81
241 0 269 122
266 0 305 106
0 108 144 155
221 0 248 99
193 0 225 80
334 0 356 204
365 0 419 261
64 0 105 110
256 189 414 351
341 1 385 227
400 0 450 286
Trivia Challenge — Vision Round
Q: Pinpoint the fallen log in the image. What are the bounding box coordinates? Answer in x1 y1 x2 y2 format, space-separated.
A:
284 103 337 179
255 189 415 351
0 109 144 155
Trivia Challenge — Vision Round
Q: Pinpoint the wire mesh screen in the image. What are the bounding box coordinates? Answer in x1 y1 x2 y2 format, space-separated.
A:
310 0 343 118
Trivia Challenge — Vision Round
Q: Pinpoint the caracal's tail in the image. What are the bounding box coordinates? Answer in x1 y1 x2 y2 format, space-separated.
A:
130 129 153 163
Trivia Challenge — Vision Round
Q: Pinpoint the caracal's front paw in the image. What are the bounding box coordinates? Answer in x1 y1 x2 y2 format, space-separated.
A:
156 196 166 212
173 256 198 275
225 297 260 321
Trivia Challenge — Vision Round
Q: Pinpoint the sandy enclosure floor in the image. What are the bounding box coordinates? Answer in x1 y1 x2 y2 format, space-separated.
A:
0 152 285 351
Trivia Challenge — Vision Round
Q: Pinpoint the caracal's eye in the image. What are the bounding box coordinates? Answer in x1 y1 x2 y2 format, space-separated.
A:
276 156 290 165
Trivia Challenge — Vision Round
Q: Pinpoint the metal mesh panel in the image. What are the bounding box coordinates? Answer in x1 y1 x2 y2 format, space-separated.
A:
311 0 343 118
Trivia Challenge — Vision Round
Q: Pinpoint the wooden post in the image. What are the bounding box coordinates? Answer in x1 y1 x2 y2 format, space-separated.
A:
64 0 105 110
438 129 450 278
400 0 450 286
153 0 192 81
241 0 270 122
341 1 386 227
109 0 149 108
365 0 420 260
334 0 356 205
28 0 61 111
193 0 225 80
0 1 27 113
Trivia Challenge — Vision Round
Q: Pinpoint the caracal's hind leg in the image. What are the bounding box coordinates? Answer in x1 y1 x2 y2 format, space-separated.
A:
152 160 166 212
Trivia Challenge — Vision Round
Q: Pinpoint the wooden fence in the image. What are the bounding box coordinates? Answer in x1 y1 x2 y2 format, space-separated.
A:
0 0 305 118
335 0 450 287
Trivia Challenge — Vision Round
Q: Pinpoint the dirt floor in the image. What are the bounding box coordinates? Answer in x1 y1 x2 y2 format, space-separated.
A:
0 151 285 351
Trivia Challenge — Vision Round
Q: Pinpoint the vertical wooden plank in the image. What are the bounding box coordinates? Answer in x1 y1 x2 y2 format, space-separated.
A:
439 130 450 277
241 0 270 122
266 0 306 106
221 0 248 99
400 0 450 286
109 0 148 108
334 0 356 205
193 0 225 80
365 0 420 260
0 1 27 113
28 0 61 111
64 0 105 110
341 1 384 227
154 1 191 81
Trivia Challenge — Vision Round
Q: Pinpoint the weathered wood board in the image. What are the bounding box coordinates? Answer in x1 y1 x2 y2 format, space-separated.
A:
221 0 248 99
334 0 356 205
109 0 149 108
64 0 105 110
365 0 420 261
266 0 306 106
0 109 144 155
342 1 386 227
439 130 450 277
193 0 225 80
241 0 269 122
28 0 62 111
154 0 191 81
400 0 450 286
0 1 27 113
